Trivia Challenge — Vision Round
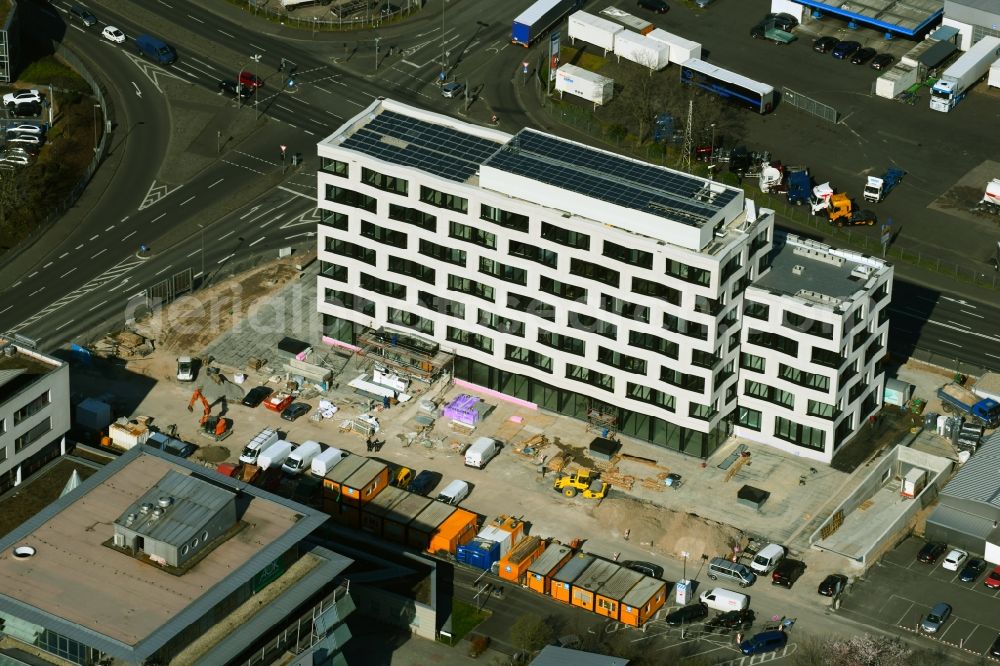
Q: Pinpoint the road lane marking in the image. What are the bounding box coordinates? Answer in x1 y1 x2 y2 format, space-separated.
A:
75 244 83 250
987 353 1000 360
947 320 970 329
158 0 172 6
89 300 108 312
180 195 195 206
59 252 68 258
939 339 961 347
151 212 166 224
249 237 265 246
105 225 114 231
28 288 44 297
0 305 11 314
43 262 52 269
218 230 236 241
259 213 286 228
218 29 235 38
10 281 20 288
216 253 234 264
55 319 75 331
276 104 294 112
27 272 38 278
277 185 315 201
187 13 204 23
122 230 137 241
250 43 267 52
89 234 99 241
208 178 224 189
154 264 172 276
92 248 107 259
60 268 76 278
193 271 203 279
960 309 984 319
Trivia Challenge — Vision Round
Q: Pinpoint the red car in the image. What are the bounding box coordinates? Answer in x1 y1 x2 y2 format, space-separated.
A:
985 565 1000 589
239 70 264 89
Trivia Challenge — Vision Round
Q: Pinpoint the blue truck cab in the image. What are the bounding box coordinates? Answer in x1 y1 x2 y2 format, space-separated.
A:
785 168 811 205
135 34 176 65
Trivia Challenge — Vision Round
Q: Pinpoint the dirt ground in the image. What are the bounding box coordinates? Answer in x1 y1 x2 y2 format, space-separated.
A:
0 458 99 538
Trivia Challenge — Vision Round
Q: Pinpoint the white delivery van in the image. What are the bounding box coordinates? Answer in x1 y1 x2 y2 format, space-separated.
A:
282 440 322 475
464 437 499 469
750 544 786 575
436 479 470 505
257 440 294 470
239 428 280 465
311 447 346 477
699 587 749 612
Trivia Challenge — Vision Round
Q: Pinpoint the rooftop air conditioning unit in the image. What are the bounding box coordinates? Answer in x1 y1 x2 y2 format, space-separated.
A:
792 264 805 276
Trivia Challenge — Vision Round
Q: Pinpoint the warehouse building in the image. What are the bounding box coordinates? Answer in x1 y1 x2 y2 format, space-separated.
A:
942 0 1000 51
315 99 890 463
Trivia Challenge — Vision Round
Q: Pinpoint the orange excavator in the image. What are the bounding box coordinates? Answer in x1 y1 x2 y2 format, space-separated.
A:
188 389 231 439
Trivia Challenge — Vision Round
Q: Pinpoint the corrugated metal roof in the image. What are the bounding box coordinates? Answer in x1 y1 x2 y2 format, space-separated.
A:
574 559 620 592
553 553 595 584
597 568 643 601
528 543 572 575
927 502 997 538
114 470 235 546
531 645 629 666
947 0 999 14
325 455 367 484
941 433 1000 509
622 576 664 608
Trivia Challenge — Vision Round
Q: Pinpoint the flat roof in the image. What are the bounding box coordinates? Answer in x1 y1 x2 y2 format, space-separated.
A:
362 484 408 518
553 553 595 584
383 492 434 525
791 0 943 35
0 340 62 404
598 568 644 601
0 448 326 661
532 644 629 666
573 558 621 592
343 459 387 489
528 543 572 575
622 576 665 607
409 500 456 534
324 455 367 484
752 233 887 305
483 128 738 229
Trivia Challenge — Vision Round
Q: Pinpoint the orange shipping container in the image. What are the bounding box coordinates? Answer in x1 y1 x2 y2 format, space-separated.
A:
526 543 573 595
620 577 667 627
427 507 478 555
498 536 546 583
570 559 620 612
594 568 644 621
408 500 457 550
549 553 594 604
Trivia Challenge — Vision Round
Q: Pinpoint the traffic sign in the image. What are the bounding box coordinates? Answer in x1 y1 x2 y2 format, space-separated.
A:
280 145 287 154
522 61 529 75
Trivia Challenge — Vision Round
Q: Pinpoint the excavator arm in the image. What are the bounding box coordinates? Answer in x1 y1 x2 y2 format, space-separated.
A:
188 389 211 424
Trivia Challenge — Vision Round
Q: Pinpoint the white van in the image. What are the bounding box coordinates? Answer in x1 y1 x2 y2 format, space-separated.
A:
699 587 749 612
239 428 279 465
282 440 322 475
750 544 786 575
464 437 499 469
310 447 346 477
258 440 294 470
436 479 470 505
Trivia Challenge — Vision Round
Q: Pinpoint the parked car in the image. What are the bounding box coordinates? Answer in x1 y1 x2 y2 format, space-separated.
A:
9 102 41 117
917 541 947 564
69 5 98 26
7 135 42 145
664 603 708 626
991 633 1000 658
818 574 848 597
705 609 755 633
693 0 715 6
637 0 669 13
5 145 38 158
813 36 840 54
851 47 877 65
765 12 797 31
280 402 310 421
238 70 264 89
102 26 127 43
942 548 968 571
870 53 895 70
2 154 30 166
440 81 465 98
959 558 986 582
4 90 42 106
5 123 42 135
740 630 787 656
771 559 805 588
241 386 272 407
832 40 861 59
218 79 253 99
920 602 951 633
621 561 664 579
408 470 442 496
984 564 1000 589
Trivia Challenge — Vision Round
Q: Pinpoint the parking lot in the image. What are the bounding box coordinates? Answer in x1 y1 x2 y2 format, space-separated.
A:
840 536 1000 659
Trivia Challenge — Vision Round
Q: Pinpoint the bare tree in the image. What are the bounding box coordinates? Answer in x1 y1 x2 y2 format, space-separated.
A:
615 55 668 144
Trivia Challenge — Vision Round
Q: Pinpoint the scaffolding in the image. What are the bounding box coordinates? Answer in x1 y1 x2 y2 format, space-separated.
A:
355 327 453 383
586 402 618 437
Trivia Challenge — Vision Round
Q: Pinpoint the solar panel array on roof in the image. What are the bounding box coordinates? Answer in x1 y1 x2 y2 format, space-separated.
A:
484 129 738 227
340 110 502 183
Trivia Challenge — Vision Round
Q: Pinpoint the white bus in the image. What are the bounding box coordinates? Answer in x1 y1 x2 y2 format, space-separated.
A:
679 58 775 114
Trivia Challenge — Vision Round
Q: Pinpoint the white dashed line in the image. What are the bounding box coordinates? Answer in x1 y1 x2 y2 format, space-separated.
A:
218 29 235 38
180 195 195 206
249 237 265 246
91 248 107 259
60 268 76 278
208 178 224 189
216 253 234 264
218 230 235 241
122 230 137 241
89 234 99 241
43 262 53 269
154 264 172 276
55 319 75 331
59 252 69 258
187 13 204 23
250 43 266 52
89 300 108 312
151 213 166 224
106 225 114 231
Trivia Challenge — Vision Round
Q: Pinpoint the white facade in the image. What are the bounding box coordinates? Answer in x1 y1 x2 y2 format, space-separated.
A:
735 235 893 464
0 339 70 491
314 100 889 463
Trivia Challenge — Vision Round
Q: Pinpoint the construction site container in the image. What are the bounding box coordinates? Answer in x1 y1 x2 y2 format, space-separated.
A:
571 559 621 612
477 516 525 559
498 536 547 583
550 553 595 604
646 29 701 65
311 447 347 477
378 490 433 542
594 568 644 620
457 538 502 570
567 10 622 53
427 508 478 555
614 31 669 70
620 576 667 627
360 485 409 535
555 64 614 106
216 462 239 478
875 64 919 99
323 456 389 506
599 6 653 34
324 501 360 529
407 500 457 550
527 543 573 595
76 398 112 432
108 421 150 450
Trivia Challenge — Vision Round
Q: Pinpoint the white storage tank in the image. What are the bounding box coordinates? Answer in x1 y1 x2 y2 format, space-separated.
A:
613 31 670 71
555 64 614 106
567 11 623 54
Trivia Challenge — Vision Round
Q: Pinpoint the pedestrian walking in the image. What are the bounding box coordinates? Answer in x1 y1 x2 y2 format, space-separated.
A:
735 631 743 644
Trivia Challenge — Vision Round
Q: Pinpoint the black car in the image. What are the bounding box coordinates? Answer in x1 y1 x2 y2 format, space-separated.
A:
705 609 755 633
280 402 310 421
870 53 894 70
9 102 41 118
851 47 877 65
813 36 840 53
818 573 848 597
218 79 253 99
70 5 98 27
772 559 806 588
959 558 987 582
408 470 442 496
621 561 664 579
637 0 669 14
765 12 797 31
664 603 708 626
831 40 861 60
241 386 273 408
917 541 948 564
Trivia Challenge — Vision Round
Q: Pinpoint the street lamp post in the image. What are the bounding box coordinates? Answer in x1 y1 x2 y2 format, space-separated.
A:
196 224 205 282
92 104 100 153
710 123 716 162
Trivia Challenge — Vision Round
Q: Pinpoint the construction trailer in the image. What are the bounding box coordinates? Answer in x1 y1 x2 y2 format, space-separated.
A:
498 536 547 583
322 456 389 509
550 553 595 604
613 31 670 71
407 500 461 551
619 576 668 626
377 491 434 543
570 558 621 612
359 485 410 537
593 568 645 621
425 507 478 555
526 543 574 595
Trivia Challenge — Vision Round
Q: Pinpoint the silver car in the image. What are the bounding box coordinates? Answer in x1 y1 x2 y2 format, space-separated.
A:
921 602 951 633
440 81 465 98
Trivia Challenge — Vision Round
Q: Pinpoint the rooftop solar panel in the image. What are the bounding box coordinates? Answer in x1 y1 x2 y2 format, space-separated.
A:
339 110 503 183
483 129 738 227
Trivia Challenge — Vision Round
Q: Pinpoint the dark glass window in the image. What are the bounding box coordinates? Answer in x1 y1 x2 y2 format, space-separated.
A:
603 241 652 269
387 256 436 284
744 300 769 320
320 157 349 177
538 329 585 356
448 275 495 302
419 239 466 267
626 383 675 411
420 185 467 213
361 221 407 249
481 204 529 232
631 276 681 305
508 292 556 321
479 258 527 285
774 416 826 451
478 309 525 337
387 307 434 335
324 289 375 317
601 294 649 323
661 367 706 393
320 208 348 231
361 167 408 195
447 327 494 353
325 184 377 213
388 203 437 232
566 364 615 392
778 363 830 391
539 276 587 302
510 240 557 268
743 380 794 409
418 290 465 319
325 238 376 265
568 312 617 339
360 273 407 299
746 329 799 357
666 259 710 286
505 344 553 372
737 406 762 431
320 261 348 282
449 221 496 249
540 222 589 250
597 347 647 374
628 330 678 359
570 258 620 287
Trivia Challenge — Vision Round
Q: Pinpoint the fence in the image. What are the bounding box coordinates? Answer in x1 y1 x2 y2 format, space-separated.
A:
237 0 422 31
0 45 111 270
781 87 838 123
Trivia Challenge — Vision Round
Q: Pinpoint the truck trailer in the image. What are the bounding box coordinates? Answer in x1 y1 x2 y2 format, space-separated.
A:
512 0 582 47
567 10 622 54
646 29 702 65
599 7 654 35
937 382 1000 428
555 64 614 106
613 31 670 71
930 36 1000 112
990 57 1000 89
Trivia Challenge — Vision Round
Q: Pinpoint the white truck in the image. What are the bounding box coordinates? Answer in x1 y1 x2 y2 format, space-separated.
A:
258 440 294 470
282 440 322 475
901 468 927 499
978 178 1000 214
930 36 1000 112
567 10 622 55
808 182 835 214
464 436 500 469
311 447 347 477
239 428 280 465
555 64 614 107
646 29 702 65
613 31 670 71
